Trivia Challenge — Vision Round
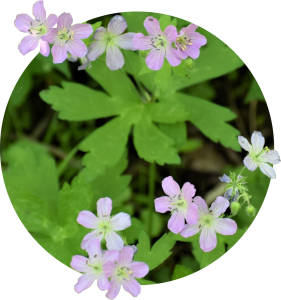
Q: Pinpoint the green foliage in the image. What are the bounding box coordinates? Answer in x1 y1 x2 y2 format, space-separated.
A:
172 265 194 280
244 78 265 103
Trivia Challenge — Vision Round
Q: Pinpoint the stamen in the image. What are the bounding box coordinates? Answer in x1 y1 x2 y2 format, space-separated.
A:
40 23 43 26
30 21 33 26
36 19 40 22
188 42 193 45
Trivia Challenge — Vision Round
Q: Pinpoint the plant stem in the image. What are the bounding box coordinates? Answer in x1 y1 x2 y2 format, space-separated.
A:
148 162 156 236
238 166 246 177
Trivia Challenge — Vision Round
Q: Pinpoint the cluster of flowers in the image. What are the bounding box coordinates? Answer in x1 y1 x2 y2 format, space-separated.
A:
15 1 206 70
72 197 149 299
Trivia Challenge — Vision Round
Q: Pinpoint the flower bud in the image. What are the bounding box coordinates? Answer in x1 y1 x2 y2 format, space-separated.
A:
245 205 256 216
185 58 194 70
230 201 241 215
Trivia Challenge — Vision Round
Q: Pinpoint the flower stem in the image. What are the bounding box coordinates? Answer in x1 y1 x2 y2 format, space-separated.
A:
148 162 156 236
238 166 246 176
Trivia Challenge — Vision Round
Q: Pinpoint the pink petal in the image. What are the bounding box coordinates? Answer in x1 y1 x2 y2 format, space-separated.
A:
45 14 57 31
93 27 106 40
182 182 196 202
77 211 99 229
130 262 149 278
40 40 50 57
87 40 106 61
81 230 103 250
168 211 185 234
162 176 181 198
42 28 57 43
106 278 121 300
57 12 73 29
74 273 96 293
186 202 199 225
214 218 237 235
104 261 116 277
18 35 39 55
180 223 201 238
105 231 124 250
108 15 127 35
238 136 252 152
97 197 112 219
51 43 68 63
106 45 124 70
97 274 110 291
146 47 165 70
122 278 141 297
164 25 178 43
144 16 162 36
193 196 208 216
259 162 276 179
87 239 102 260
32 0 46 22
119 246 134 266
165 45 181 66
132 33 153 50
251 131 265 153
243 156 258 171
260 150 280 164
110 213 131 231
102 250 119 264
185 46 201 59
181 24 198 35
178 48 188 59
14 14 33 33
66 39 88 58
210 196 229 218
71 255 92 273
200 227 217 252
154 196 171 213
186 32 207 47
71 23 93 39
115 32 136 50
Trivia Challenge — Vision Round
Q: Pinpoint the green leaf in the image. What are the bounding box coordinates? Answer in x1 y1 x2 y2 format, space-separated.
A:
140 209 165 238
154 60 172 94
40 82 123 121
200 236 225 269
244 79 265 103
136 279 156 285
159 14 172 31
223 228 246 250
172 265 194 280
122 218 145 245
134 231 176 270
180 138 203 153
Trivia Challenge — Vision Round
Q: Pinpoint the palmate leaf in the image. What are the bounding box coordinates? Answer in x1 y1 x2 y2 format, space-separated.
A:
172 265 194 280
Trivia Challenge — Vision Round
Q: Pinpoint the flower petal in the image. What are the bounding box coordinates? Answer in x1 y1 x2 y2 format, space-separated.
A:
180 223 201 238
162 176 181 198
186 202 199 225
122 278 141 297
18 35 39 55
244 156 258 171
74 273 96 293
77 211 99 229
51 43 68 63
144 16 162 36
106 278 121 300
106 44 124 70
71 23 93 39
87 239 102 260
193 196 208 216
104 261 116 277
102 250 119 264
40 40 50 56
115 32 135 50
130 262 149 278
259 162 276 179
168 211 185 234
154 196 171 213
182 182 196 201
132 33 153 50
251 131 265 153
164 25 178 42
238 136 252 152
166 45 181 66
33 0 46 22
70 255 92 273
57 12 73 29
111 213 131 231
108 15 127 35
97 197 112 219
119 246 134 265
181 24 198 34
66 39 88 57
14 14 33 32
260 150 280 164
97 274 110 291
200 227 217 252
224 187 233 200
187 32 207 47
105 231 124 250
146 47 165 70
210 196 229 218
87 40 106 61
93 27 106 40
185 46 201 59
219 174 232 183
42 28 57 43
45 14 57 31
81 230 103 250
214 218 237 235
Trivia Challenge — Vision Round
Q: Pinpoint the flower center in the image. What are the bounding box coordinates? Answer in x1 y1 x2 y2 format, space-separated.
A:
104 32 117 46
97 220 113 238
87 261 103 275
58 27 74 46
200 214 215 228
150 34 168 50
250 147 269 163
115 266 133 282
170 194 188 212
28 20 47 37
176 36 193 51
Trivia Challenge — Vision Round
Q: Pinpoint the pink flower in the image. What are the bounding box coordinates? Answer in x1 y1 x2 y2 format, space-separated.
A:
154 176 199 234
87 15 135 70
180 196 237 252
104 247 149 299
176 24 207 59
14 1 57 56
77 197 131 251
133 16 181 70
71 239 119 293
42 12 93 64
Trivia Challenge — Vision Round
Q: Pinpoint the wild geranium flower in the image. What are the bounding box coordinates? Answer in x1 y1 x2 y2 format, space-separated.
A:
42 13 93 64
14 1 57 56
133 16 181 70
104 247 149 299
77 197 131 251
71 239 119 293
154 176 198 234
238 131 280 179
87 15 135 70
175 24 206 59
180 196 237 252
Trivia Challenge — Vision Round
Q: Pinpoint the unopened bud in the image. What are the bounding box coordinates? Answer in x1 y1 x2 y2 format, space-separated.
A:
245 205 256 216
230 201 241 215
185 58 194 70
